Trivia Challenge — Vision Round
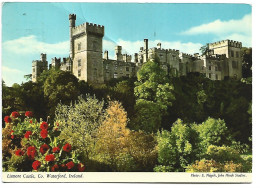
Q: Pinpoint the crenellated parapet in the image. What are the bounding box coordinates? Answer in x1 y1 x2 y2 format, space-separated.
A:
179 52 193 59
71 22 104 38
209 39 242 49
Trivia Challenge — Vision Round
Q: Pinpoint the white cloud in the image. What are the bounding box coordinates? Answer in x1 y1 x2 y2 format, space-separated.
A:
2 66 26 86
103 39 202 59
181 14 252 47
3 35 69 55
182 14 251 35
2 66 23 74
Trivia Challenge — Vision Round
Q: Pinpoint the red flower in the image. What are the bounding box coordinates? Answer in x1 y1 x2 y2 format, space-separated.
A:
29 120 33 124
77 163 85 172
66 161 74 169
40 129 48 139
52 147 60 153
45 154 55 162
63 143 72 152
11 111 20 118
24 131 32 139
4 116 11 123
60 164 66 169
40 144 49 155
51 164 59 172
40 121 48 129
25 111 33 117
15 149 24 156
10 130 14 139
32 160 41 170
27 146 37 160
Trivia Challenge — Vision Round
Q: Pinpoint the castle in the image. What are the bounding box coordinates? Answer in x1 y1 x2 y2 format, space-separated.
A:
32 14 243 83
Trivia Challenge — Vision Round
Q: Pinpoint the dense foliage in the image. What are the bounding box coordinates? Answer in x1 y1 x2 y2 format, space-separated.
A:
2 56 252 172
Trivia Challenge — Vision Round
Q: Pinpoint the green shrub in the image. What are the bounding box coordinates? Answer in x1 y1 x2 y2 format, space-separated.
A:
206 145 242 163
55 95 105 162
155 119 200 172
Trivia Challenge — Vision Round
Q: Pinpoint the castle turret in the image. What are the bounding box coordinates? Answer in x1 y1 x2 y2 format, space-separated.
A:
32 54 48 82
41 53 47 62
69 14 76 59
115 46 123 61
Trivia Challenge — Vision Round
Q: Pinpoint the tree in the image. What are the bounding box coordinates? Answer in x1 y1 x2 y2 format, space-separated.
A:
192 118 233 153
43 70 80 117
155 119 200 172
131 99 162 133
125 130 158 171
95 101 131 171
56 95 105 162
199 44 211 55
241 47 252 78
134 60 175 110
133 60 175 132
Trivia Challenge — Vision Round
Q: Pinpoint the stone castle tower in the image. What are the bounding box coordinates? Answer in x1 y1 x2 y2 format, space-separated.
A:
208 40 242 79
69 14 105 83
32 53 48 82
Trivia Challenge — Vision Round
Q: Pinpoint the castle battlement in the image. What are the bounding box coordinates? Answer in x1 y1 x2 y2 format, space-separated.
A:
179 52 193 58
209 39 242 48
72 22 104 37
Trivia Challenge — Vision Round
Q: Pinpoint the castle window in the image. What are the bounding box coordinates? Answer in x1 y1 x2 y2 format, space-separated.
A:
33 68 35 72
231 50 234 57
236 51 239 58
78 43 81 51
114 73 118 79
209 66 211 70
78 69 81 77
126 67 129 71
216 74 219 80
209 73 212 79
105 65 109 70
215 66 218 71
78 59 81 67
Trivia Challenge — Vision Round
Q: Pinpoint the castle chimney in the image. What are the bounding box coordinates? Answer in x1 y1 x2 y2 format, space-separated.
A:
157 43 161 49
144 39 148 62
104 50 109 60
134 53 138 63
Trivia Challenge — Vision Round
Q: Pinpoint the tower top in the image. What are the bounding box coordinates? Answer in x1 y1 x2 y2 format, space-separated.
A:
69 14 76 20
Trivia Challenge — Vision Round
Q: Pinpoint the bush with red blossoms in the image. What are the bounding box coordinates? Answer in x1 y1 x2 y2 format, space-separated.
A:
3 111 86 172
11 111 20 118
4 116 12 123
25 111 33 117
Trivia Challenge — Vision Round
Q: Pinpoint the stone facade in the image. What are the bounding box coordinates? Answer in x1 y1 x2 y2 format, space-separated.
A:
32 14 243 83
32 53 48 82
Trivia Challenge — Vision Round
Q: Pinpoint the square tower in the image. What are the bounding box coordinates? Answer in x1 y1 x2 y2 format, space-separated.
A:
208 40 242 79
32 53 48 82
69 14 105 84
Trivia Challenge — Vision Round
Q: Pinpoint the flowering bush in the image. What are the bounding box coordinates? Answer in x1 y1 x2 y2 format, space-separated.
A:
2 111 86 172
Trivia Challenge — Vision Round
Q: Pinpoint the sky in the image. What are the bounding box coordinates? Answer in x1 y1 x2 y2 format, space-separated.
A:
1 2 252 86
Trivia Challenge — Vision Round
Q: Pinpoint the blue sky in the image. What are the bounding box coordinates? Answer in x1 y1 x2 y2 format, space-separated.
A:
1 2 252 86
